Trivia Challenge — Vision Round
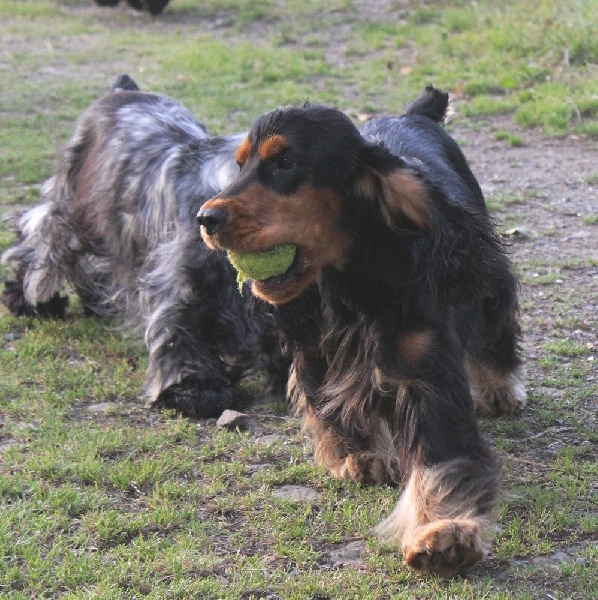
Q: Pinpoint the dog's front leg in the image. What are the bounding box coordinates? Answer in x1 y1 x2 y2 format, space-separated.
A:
377 373 501 577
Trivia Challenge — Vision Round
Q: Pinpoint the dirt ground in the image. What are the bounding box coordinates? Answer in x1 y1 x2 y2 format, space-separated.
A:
451 116 597 335
451 116 597 419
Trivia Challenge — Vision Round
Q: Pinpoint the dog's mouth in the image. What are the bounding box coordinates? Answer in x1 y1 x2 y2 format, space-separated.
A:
228 244 317 305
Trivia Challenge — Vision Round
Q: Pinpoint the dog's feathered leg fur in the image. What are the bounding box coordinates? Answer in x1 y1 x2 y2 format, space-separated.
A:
2 191 77 319
373 333 501 576
290 365 403 486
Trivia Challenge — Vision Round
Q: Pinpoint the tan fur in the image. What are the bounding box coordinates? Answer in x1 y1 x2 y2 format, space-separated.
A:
201 185 350 304
466 360 527 416
403 518 489 577
235 137 252 165
357 167 430 231
307 411 402 486
376 462 495 577
290 367 402 486
397 330 434 366
382 170 431 230
258 135 290 160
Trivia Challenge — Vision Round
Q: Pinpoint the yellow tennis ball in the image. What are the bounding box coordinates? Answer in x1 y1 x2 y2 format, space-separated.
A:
227 244 297 291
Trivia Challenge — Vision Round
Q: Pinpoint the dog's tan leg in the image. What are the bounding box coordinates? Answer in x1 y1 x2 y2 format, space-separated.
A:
301 407 402 486
377 458 499 577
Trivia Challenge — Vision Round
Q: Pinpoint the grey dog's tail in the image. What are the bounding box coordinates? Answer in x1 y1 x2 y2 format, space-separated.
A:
405 85 449 124
110 74 140 92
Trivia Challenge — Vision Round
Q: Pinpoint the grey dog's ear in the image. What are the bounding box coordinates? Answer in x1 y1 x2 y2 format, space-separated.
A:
355 143 431 231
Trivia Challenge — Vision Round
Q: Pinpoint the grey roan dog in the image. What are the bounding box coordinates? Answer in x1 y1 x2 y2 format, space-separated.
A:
2 75 287 417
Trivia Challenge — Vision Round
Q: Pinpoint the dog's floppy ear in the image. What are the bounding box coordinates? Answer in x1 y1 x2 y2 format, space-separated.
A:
355 141 506 305
355 143 431 231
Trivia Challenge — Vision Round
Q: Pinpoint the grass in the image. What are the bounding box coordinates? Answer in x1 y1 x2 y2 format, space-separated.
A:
0 1 597 598
494 130 525 147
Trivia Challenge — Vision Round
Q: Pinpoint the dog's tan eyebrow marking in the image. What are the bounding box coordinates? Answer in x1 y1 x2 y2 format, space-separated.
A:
236 137 252 164
258 135 290 161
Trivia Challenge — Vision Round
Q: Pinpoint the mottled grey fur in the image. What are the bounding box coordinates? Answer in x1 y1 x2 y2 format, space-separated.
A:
2 76 286 417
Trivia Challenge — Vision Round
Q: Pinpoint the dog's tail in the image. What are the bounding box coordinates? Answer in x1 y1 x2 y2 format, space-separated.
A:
405 85 449 124
110 74 140 92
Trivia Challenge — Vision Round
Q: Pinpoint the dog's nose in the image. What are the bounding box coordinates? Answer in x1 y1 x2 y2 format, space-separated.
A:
197 207 227 235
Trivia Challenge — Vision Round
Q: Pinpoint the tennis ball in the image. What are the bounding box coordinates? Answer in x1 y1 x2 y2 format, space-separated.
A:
227 244 297 291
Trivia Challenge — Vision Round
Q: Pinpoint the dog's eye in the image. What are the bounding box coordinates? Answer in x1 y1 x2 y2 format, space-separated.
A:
276 155 294 171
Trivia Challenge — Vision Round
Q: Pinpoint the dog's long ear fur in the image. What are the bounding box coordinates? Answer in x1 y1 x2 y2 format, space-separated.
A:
356 143 431 232
356 142 505 304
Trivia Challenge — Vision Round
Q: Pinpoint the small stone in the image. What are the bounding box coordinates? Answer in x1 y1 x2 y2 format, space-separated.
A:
272 485 319 502
511 559 527 567
329 541 366 568
550 551 570 561
216 409 255 430
87 402 116 413
0 440 17 452
255 434 285 445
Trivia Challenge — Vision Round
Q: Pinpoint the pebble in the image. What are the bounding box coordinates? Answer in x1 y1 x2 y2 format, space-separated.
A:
272 485 319 502
328 541 366 568
87 402 117 413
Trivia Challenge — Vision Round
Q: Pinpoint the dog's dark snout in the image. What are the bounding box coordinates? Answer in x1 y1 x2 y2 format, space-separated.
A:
197 206 227 235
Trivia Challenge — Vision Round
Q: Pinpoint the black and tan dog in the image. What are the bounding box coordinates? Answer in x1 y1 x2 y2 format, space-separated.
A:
2 75 287 418
198 86 526 576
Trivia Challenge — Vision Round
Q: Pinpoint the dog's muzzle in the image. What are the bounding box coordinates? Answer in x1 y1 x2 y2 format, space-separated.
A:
197 206 227 236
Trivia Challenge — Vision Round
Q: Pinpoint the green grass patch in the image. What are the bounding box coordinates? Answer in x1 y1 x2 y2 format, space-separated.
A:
494 130 525 147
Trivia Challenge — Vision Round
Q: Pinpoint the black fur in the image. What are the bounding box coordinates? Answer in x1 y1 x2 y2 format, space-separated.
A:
199 86 526 575
95 0 170 15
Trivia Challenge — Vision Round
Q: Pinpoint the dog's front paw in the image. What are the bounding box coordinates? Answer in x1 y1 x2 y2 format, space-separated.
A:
474 380 527 417
403 518 488 577
335 452 402 486
153 379 250 419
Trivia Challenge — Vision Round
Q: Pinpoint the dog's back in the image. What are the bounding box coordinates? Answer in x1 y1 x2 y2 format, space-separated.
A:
360 86 485 210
